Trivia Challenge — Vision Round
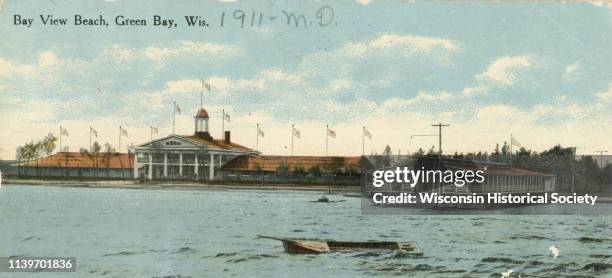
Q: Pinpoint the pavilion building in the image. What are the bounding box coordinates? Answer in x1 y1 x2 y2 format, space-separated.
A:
133 107 258 181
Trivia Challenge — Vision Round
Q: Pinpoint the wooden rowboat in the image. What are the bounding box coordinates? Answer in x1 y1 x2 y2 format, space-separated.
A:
259 236 423 255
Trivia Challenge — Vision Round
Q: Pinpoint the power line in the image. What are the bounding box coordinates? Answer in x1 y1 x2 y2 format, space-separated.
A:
431 123 450 155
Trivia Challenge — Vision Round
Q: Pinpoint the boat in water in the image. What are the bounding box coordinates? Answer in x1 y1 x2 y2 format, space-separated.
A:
259 236 422 255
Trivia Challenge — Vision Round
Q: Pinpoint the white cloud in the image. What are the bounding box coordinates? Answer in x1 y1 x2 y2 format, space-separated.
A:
563 62 580 80
355 0 374 5
596 84 612 103
325 79 353 93
104 45 138 63
591 1 612 10
338 33 457 59
461 86 489 96
144 40 242 61
477 55 531 85
165 69 302 95
383 91 453 108
369 33 457 52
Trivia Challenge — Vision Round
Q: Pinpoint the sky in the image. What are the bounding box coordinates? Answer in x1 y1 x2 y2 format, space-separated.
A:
1 0 611 160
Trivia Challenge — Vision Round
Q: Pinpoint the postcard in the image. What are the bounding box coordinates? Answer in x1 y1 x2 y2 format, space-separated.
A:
0 0 611 277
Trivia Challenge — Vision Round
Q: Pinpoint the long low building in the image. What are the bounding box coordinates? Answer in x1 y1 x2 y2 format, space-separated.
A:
362 156 557 194
15 152 363 182
222 155 362 173
15 106 362 182
19 152 133 178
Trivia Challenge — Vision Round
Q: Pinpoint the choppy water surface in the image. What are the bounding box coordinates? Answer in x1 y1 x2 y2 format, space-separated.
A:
1 184 610 277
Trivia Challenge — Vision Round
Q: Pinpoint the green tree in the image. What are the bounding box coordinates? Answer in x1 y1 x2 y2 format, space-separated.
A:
308 165 322 177
103 143 116 178
41 133 57 156
426 145 436 155
293 165 307 182
413 148 425 156
276 160 289 176
91 141 101 178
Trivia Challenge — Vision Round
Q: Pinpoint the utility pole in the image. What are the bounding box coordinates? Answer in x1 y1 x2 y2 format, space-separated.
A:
431 123 450 155
595 150 608 168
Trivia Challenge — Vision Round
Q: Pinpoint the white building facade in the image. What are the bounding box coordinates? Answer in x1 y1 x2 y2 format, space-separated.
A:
133 108 258 181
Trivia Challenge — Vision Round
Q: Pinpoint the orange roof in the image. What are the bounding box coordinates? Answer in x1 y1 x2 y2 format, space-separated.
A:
222 155 363 172
23 152 133 169
184 135 254 152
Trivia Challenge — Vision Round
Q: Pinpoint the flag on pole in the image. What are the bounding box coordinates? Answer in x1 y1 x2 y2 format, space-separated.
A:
175 103 182 114
224 113 231 122
151 126 158 135
292 126 301 139
60 126 69 136
511 136 521 147
363 127 372 139
120 127 128 137
90 127 98 137
204 81 211 92
327 128 336 138
257 125 265 137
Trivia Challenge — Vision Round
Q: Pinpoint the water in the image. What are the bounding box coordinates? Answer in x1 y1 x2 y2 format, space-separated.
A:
1 184 610 277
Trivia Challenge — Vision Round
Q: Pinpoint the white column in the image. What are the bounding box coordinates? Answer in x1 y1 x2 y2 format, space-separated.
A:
133 155 138 179
147 153 152 180
163 152 168 178
179 152 183 177
218 154 223 180
209 153 215 181
194 153 199 180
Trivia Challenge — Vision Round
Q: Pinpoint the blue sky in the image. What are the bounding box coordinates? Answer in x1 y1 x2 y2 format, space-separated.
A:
1 0 611 159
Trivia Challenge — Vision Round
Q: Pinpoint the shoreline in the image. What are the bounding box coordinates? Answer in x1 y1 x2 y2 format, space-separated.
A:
2 178 361 193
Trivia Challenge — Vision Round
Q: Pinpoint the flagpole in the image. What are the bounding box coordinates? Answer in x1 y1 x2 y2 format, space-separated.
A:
510 134 512 162
325 124 328 156
200 79 204 108
173 101 176 134
256 123 259 151
291 124 294 156
89 126 92 152
362 126 365 156
222 109 225 140
119 126 122 153
59 126 62 154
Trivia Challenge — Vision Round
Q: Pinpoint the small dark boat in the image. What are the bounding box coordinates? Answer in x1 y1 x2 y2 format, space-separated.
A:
259 236 423 255
317 196 330 202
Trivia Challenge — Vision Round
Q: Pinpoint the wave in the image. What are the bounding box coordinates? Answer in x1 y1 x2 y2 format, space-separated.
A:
102 251 138 257
215 252 238 257
480 257 524 264
169 247 197 254
21 236 41 241
578 237 610 243
582 262 612 274
226 254 278 263
509 235 550 240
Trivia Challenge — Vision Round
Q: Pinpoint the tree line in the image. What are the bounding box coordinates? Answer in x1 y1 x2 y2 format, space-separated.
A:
374 143 611 194
13 134 130 178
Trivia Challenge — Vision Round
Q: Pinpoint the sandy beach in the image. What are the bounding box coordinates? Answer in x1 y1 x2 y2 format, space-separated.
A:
3 178 361 193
